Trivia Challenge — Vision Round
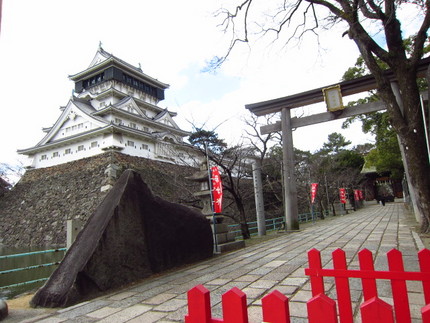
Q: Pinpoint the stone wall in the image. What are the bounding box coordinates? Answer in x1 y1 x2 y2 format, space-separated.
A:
0 152 199 247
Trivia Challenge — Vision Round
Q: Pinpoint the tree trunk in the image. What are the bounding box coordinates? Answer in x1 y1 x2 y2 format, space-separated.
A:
237 202 251 239
240 222 251 239
382 70 430 233
399 127 430 232
350 27 430 232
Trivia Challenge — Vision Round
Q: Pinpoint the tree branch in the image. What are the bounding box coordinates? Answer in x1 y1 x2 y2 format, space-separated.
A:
410 4 430 65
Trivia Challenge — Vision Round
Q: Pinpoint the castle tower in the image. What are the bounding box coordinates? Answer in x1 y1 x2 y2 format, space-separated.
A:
18 46 194 169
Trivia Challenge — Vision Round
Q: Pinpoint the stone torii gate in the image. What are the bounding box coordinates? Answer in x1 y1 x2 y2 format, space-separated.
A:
246 57 430 231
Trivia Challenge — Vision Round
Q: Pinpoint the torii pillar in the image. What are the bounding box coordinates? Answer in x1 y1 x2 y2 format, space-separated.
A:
281 108 299 230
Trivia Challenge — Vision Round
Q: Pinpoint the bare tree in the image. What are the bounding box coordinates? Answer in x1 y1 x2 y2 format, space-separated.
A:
242 113 281 162
189 128 256 239
213 0 430 232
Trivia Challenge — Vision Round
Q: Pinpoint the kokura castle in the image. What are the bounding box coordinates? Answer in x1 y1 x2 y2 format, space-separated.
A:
18 46 197 169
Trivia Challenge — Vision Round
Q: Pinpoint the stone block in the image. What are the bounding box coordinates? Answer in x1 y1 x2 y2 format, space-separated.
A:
211 223 229 234
214 232 236 244
216 240 245 253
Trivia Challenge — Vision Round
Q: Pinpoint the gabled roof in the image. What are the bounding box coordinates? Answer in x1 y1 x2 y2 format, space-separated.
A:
18 125 115 155
91 96 186 135
155 108 177 118
153 109 184 132
75 87 166 114
113 97 148 118
69 46 169 90
18 98 108 153
92 97 150 121
89 46 144 74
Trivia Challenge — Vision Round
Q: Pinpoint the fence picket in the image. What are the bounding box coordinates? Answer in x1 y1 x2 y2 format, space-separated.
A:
222 287 248 323
418 249 430 305
333 249 353 323
422 303 430 323
358 249 378 301
387 249 411 323
262 290 290 323
185 285 212 323
307 293 338 323
307 249 325 296
360 296 394 322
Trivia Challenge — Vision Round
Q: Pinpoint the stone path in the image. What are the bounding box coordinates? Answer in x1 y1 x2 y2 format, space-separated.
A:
5 201 426 322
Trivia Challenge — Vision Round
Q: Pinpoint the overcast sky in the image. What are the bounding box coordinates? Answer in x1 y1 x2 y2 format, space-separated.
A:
4 0 422 166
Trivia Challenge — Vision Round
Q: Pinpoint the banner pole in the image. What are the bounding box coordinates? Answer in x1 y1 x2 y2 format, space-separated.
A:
204 142 219 254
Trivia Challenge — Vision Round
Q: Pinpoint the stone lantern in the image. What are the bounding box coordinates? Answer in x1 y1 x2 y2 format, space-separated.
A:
187 162 244 253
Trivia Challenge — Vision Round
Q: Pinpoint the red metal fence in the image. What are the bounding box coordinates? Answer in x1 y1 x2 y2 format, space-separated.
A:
185 248 430 322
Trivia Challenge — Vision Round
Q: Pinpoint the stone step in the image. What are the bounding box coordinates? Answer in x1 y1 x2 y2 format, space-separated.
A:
216 240 245 253
213 232 236 244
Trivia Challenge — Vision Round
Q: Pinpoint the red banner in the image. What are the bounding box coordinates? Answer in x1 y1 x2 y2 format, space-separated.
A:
339 188 347 204
358 190 364 200
354 189 360 201
211 166 223 213
310 183 319 204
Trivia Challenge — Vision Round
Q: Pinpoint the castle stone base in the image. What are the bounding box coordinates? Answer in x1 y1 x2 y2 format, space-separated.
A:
0 152 199 247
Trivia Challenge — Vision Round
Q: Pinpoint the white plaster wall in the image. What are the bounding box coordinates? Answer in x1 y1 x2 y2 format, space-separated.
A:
29 137 200 169
119 135 154 160
30 135 106 168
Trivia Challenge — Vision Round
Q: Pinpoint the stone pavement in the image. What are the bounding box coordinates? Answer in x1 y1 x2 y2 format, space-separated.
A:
5 201 427 322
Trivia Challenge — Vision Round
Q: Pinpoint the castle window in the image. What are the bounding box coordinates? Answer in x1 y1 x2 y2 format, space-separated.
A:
129 122 137 129
127 140 135 147
115 118 122 125
52 152 59 158
142 144 149 150
65 123 83 133
82 71 105 89
78 145 84 152
91 141 98 148
143 127 149 132
41 154 47 160
65 148 71 155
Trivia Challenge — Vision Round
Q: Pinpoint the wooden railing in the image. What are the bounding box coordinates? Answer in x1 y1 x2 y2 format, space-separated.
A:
185 248 430 322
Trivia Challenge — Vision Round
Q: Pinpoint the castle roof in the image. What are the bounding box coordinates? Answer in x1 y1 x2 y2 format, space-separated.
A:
69 46 169 91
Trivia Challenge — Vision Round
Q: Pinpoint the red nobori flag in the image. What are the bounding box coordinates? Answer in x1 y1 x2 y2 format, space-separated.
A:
339 188 347 204
211 166 223 213
354 189 360 201
310 183 319 204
